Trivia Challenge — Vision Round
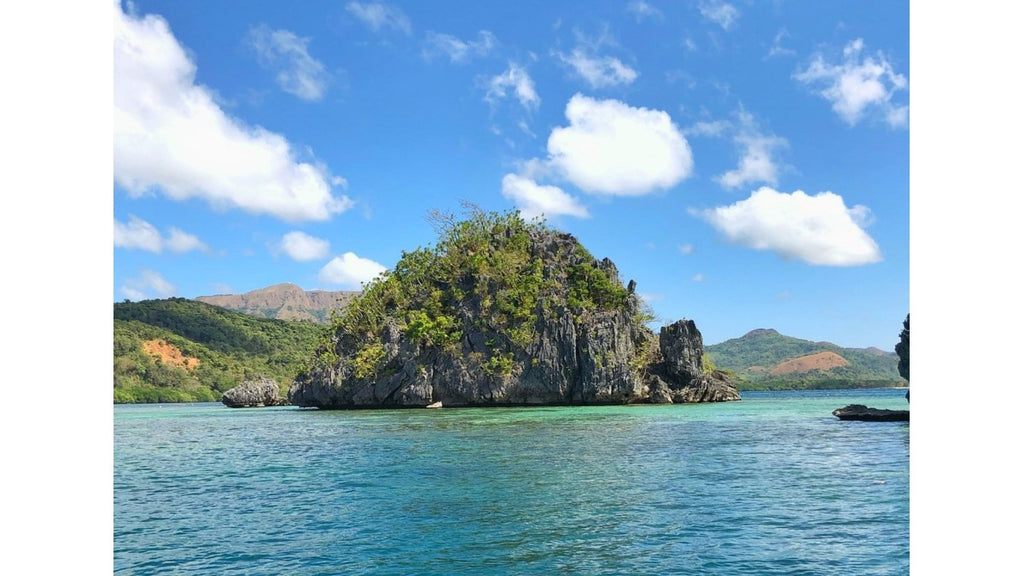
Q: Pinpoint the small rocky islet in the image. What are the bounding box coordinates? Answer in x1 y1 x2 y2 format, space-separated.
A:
831 314 910 422
287 209 740 409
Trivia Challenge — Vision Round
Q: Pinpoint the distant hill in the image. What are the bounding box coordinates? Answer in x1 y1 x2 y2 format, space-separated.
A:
196 283 358 323
113 298 325 403
705 328 903 390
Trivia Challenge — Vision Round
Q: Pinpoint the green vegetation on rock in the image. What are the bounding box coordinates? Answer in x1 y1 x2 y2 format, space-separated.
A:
295 207 655 406
114 298 322 403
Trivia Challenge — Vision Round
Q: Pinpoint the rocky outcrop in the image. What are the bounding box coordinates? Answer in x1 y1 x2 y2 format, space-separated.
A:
288 212 739 409
832 404 909 422
222 377 288 408
644 320 741 404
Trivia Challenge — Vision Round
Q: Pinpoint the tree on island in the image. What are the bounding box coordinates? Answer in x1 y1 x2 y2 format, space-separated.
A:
895 314 909 401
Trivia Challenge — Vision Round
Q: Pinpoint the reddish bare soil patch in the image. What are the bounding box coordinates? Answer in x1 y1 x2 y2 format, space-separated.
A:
770 351 849 376
142 339 201 371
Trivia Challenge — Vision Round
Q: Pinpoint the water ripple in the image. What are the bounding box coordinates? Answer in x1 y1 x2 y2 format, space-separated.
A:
115 390 909 575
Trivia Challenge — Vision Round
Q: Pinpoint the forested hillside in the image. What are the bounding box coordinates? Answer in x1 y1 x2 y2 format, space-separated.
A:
705 328 903 390
113 298 324 403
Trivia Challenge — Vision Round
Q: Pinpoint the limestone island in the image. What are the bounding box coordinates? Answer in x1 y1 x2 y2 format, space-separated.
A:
288 209 740 409
222 377 289 408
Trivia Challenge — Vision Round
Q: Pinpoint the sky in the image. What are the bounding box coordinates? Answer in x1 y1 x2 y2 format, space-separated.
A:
112 0 910 349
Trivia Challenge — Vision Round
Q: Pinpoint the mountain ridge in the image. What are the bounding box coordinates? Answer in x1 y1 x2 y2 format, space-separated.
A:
196 283 358 324
705 327 903 390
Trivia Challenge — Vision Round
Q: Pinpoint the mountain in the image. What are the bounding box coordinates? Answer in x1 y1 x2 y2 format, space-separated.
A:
114 298 325 403
196 283 357 324
289 209 739 408
704 328 903 390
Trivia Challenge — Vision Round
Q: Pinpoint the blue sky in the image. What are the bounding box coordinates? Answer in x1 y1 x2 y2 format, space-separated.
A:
113 0 910 349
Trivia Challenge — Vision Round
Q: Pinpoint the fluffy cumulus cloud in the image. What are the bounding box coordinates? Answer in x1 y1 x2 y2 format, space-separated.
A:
318 252 387 288
546 94 692 195
716 112 787 189
501 173 589 220
794 38 908 128
345 2 411 35
486 63 540 110
556 49 638 89
423 30 496 63
114 215 162 252
247 25 329 101
114 4 352 222
278 231 330 261
699 187 882 266
114 215 207 253
120 269 176 300
699 0 740 30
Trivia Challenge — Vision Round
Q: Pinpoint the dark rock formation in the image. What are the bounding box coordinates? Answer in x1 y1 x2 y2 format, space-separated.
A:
895 314 909 381
644 320 741 404
288 212 739 409
895 313 909 402
222 377 288 408
832 404 909 422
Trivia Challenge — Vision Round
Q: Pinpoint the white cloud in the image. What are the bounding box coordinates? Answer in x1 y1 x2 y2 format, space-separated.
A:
318 252 387 288
692 273 705 283
546 94 692 195
686 119 729 137
279 231 331 261
120 287 146 301
716 111 787 189
114 215 206 253
768 28 796 58
679 243 694 255
793 38 909 128
638 292 664 303
120 269 176 300
345 2 411 35
699 0 740 30
501 173 590 220
486 63 540 110
556 48 638 89
114 4 352 223
517 119 536 138
699 186 882 266
627 1 663 22
114 215 162 252
165 228 207 253
423 30 496 63
247 25 329 101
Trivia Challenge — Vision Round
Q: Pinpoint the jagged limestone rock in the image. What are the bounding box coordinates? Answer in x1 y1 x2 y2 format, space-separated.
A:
222 377 286 408
288 211 739 408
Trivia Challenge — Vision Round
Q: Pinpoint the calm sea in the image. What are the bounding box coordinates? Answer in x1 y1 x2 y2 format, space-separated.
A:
114 388 910 575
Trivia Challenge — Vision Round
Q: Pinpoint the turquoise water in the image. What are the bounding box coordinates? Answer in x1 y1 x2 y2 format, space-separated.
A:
114 389 909 575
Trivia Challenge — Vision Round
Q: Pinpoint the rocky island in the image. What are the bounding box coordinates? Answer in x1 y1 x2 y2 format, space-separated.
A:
289 209 739 408
222 377 289 408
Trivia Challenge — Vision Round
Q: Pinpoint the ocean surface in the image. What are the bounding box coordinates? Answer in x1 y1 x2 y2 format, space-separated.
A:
114 389 910 575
